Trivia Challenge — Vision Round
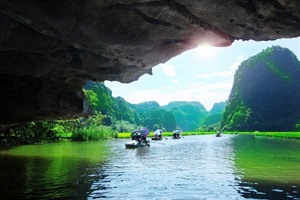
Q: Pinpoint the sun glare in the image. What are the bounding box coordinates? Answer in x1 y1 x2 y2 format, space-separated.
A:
196 45 214 57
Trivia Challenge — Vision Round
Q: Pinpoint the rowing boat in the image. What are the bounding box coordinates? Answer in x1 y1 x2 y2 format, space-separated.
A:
172 136 181 139
125 140 150 148
151 137 163 140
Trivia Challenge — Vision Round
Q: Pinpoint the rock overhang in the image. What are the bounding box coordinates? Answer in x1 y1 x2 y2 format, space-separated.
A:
0 0 300 128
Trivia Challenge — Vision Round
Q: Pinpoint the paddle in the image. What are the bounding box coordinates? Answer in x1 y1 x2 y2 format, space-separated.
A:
151 141 165 145
145 140 150 147
163 137 168 140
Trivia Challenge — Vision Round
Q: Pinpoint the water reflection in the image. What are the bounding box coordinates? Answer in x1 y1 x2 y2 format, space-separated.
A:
232 135 300 200
0 141 109 200
237 181 299 200
89 135 300 200
125 146 150 157
89 136 242 199
0 135 299 199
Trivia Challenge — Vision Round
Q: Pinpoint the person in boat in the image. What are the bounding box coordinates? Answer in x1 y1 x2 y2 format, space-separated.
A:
139 127 150 145
141 135 148 144
154 129 163 139
216 130 222 137
173 129 181 138
131 128 150 145
131 130 142 142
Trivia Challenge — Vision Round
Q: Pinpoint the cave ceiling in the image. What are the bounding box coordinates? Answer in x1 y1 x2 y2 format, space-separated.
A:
1 0 300 129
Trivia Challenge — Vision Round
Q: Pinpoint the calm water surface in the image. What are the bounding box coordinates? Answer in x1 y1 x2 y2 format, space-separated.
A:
0 135 299 200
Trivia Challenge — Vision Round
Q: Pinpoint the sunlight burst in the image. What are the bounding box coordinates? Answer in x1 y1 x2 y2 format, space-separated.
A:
195 45 215 57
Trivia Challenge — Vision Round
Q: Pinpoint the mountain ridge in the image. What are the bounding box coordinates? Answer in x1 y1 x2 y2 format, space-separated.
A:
222 45 300 131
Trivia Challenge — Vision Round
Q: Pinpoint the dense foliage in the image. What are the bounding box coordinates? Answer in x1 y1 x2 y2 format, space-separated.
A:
201 102 226 126
164 101 207 131
83 81 224 131
71 114 116 141
4 45 300 143
1 114 117 144
222 46 300 131
2 81 223 144
84 81 138 125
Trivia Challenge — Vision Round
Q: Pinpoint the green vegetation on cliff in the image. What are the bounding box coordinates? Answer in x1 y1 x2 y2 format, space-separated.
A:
3 46 300 143
83 81 221 132
222 46 300 131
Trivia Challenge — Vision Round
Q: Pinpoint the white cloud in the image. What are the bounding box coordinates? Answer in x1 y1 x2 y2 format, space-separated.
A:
172 79 179 84
230 55 244 70
105 39 300 112
191 81 232 110
106 57 239 110
153 81 232 110
122 89 163 104
197 55 244 80
161 64 176 77
120 88 190 106
197 71 233 79
106 80 229 111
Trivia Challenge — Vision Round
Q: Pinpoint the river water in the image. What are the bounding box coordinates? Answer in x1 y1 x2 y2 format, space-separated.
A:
0 134 299 200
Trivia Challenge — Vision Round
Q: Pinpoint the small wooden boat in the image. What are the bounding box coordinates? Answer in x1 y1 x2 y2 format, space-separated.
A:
172 129 182 139
153 129 163 141
125 140 150 148
151 137 163 140
216 131 222 137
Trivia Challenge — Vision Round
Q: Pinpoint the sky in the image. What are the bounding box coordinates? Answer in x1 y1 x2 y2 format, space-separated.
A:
105 37 300 111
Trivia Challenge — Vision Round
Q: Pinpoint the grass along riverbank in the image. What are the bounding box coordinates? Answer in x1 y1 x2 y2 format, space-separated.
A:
117 131 300 139
230 131 300 139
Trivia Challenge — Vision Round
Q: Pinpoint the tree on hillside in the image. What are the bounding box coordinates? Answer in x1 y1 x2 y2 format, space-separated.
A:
142 108 163 130
113 97 138 124
222 46 300 131
166 102 207 131
172 108 187 131
162 110 177 131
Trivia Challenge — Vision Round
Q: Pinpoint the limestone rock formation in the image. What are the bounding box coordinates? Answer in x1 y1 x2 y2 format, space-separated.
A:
1 0 300 128
222 46 300 131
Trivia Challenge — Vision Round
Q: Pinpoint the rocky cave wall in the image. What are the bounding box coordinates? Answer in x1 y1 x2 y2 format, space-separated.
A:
1 0 300 129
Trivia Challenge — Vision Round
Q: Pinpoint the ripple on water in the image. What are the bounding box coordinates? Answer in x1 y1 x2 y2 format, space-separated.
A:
88 136 240 199
88 135 300 200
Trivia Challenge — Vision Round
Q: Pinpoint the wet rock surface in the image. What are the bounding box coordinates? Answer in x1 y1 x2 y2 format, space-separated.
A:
1 0 300 128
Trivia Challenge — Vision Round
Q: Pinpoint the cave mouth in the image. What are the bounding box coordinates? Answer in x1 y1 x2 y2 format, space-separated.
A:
1 0 300 128
104 37 300 111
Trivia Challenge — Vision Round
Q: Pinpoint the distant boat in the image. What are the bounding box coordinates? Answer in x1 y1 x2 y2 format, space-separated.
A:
172 135 181 139
172 129 182 139
216 131 222 137
152 129 163 140
151 137 163 140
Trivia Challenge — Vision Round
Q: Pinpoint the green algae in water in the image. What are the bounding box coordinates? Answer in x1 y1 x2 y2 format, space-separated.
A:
233 135 300 184
0 141 109 162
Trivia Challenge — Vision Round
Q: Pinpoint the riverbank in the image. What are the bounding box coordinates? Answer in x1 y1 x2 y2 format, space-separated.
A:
117 131 300 139
228 131 300 139
116 131 214 138
2 131 299 147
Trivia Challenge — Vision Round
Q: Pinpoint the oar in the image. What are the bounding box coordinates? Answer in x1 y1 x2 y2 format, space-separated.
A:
145 140 150 147
163 137 168 140
151 141 165 145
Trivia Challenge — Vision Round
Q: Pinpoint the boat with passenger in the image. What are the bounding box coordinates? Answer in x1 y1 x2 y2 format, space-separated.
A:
125 127 150 148
152 129 163 140
172 129 182 139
